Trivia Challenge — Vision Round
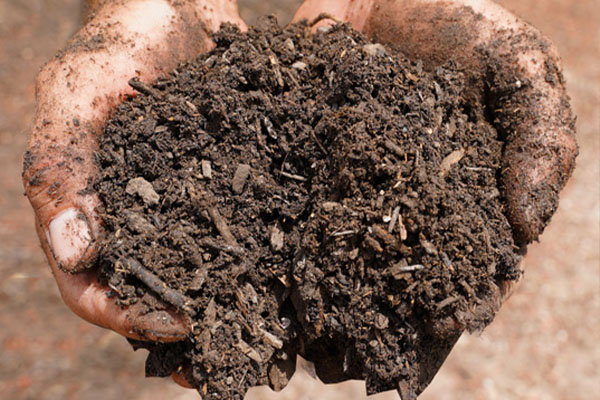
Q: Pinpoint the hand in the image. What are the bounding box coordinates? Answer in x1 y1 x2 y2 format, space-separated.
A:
293 0 576 293
292 0 577 388
22 0 246 345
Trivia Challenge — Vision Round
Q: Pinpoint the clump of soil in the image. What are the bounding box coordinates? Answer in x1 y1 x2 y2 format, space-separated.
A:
94 17 521 399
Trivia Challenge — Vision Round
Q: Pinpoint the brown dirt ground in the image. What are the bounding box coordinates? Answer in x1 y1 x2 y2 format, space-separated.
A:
0 1 597 399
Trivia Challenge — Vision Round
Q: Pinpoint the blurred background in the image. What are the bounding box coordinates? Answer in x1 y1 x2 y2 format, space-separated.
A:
0 0 597 399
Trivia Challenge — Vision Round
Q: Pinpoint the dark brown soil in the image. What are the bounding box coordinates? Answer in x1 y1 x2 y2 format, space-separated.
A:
94 17 521 399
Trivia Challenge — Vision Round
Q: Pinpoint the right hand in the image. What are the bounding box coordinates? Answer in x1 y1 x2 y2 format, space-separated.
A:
22 0 246 348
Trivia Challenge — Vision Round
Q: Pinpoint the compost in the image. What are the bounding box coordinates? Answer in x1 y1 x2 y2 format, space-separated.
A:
94 17 523 399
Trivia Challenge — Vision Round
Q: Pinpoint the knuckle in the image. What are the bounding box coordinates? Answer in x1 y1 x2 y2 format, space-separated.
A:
35 59 60 97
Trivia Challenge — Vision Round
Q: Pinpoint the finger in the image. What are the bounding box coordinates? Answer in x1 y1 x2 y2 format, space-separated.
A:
35 214 191 341
171 363 194 389
291 0 373 29
495 43 577 244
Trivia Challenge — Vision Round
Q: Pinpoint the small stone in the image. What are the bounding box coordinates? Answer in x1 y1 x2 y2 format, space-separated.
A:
284 38 295 51
317 26 330 34
374 313 389 330
270 224 285 252
201 160 212 179
321 201 340 211
125 177 160 205
362 43 387 57
280 317 291 329
232 164 251 194
124 210 155 233
291 61 307 71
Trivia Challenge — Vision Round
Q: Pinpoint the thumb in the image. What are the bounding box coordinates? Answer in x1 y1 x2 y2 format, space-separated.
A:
485 29 577 244
23 124 101 273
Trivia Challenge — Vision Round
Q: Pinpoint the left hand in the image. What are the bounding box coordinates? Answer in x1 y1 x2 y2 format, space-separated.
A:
292 0 577 300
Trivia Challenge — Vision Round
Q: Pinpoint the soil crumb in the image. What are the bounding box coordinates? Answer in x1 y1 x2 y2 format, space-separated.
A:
94 16 522 400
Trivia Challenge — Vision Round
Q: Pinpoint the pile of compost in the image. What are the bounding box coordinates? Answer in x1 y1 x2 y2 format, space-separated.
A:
94 16 522 400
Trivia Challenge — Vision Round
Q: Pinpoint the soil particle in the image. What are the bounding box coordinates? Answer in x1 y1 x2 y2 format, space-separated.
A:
231 164 251 194
125 177 160 205
93 16 531 399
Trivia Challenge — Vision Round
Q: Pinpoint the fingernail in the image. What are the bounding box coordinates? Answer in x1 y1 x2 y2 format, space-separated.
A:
47 208 92 272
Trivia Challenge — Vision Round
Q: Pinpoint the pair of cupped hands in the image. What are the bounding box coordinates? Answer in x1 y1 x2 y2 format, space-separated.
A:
23 0 576 389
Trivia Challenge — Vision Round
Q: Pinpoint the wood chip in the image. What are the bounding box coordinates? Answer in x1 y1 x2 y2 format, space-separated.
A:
397 214 408 241
284 38 295 51
322 201 341 211
198 237 245 257
364 235 383 253
389 261 425 279
384 140 404 157
291 61 307 71
388 206 401 232
436 296 460 310
405 72 419 82
372 224 396 246
236 339 263 363
440 148 465 177
420 238 438 255
280 171 306 181
232 164 251 194
269 55 284 87
260 328 284 349
188 184 238 247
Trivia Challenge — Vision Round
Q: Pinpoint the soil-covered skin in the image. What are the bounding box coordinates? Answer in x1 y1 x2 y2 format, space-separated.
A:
94 17 521 399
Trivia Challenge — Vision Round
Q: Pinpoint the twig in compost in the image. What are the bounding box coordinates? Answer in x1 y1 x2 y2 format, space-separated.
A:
389 263 425 279
388 206 401 232
119 258 195 315
331 230 356 237
188 183 239 247
205 204 238 247
384 140 404 157
397 264 425 272
311 130 328 154
128 77 163 99
280 171 306 181
198 237 246 257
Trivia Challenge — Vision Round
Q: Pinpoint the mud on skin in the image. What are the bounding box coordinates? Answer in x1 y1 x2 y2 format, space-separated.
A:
93 17 556 399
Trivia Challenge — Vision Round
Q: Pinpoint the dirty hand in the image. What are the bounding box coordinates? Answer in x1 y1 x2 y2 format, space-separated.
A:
294 0 577 246
22 0 245 348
